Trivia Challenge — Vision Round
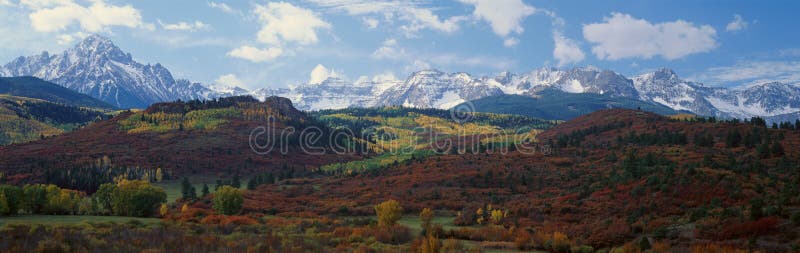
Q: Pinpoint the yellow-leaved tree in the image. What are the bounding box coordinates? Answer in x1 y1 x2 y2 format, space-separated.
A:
420 208 434 230
159 204 169 217
374 199 402 227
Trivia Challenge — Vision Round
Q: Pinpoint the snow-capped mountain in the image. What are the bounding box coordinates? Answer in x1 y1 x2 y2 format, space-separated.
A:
632 68 800 118
0 35 231 108
631 68 722 116
705 82 800 119
2 34 799 120
250 77 401 111
376 69 504 109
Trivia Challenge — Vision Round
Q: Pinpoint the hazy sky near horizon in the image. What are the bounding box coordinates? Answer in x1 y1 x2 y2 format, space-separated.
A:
1 0 799 89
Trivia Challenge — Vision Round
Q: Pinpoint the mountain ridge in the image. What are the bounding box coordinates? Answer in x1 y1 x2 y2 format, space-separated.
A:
0 34 229 108
3 35 800 121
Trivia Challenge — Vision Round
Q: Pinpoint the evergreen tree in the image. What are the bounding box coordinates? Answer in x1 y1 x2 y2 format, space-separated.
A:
232 174 241 188
201 184 210 197
246 179 256 190
266 173 274 184
189 186 197 199
726 130 741 148
181 177 192 200
771 142 784 157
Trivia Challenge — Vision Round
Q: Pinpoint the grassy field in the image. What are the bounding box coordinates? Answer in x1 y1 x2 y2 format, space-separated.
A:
154 176 244 203
395 215 540 252
0 215 161 226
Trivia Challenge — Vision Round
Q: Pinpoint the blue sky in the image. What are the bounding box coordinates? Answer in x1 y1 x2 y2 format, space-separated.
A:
1 0 799 89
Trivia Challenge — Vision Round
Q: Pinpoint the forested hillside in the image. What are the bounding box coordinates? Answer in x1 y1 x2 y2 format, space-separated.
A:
457 89 685 120
0 96 356 191
0 95 109 145
0 77 114 109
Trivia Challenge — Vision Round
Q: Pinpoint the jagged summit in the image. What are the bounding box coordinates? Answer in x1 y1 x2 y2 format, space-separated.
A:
0 34 238 108
2 35 800 119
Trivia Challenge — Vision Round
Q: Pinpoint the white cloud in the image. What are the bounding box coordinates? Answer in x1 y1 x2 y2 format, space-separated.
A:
228 2 329 63
726 14 748 32
310 0 409 15
26 0 145 33
0 0 13 6
56 31 87 45
226 45 283 63
215 74 244 87
692 61 800 86
254 2 331 45
371 71 398 82
553 31 585 67
309 64 340 84
428 54 514 70
208 1 234 13
458 0 536 37
355 71 398 84
158 20 208 31
583 13 717 60
309 0 466 37
371 38 406 60
362 17 379 29
503 37 518 47
398 7 465 36
404 60 431 73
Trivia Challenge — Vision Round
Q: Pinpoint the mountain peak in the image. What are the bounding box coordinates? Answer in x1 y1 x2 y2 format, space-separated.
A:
411 69 444 76
71 34 129 61
76 34 115 49
653 68 678 79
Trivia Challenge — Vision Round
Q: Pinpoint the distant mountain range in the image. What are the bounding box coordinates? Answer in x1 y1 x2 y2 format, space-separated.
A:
458 89 685 120
2 34 799 121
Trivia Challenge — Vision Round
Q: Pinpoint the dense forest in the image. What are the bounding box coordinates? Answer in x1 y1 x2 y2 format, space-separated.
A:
3 106 800 252
0 96 110 145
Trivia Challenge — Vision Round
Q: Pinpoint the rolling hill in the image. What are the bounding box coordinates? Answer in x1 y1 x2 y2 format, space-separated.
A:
0 76 114 109
455 88 686 120
241 108 800 251
0 95 110 145
0 96 359 190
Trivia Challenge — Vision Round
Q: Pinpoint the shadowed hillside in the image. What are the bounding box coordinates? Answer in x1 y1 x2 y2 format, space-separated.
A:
0 96 358 190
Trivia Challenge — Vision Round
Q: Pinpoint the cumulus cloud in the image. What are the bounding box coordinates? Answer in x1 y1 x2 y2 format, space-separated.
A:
458 0 536 37
215 74 244 87
254 2 331 45
371 38 406 60
228 2 330 63
158 20 208 31
226 46 283 63
726 14 748 32
309 64 340 84
583 13 717 60
553 31 585 67
25 0 145 33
